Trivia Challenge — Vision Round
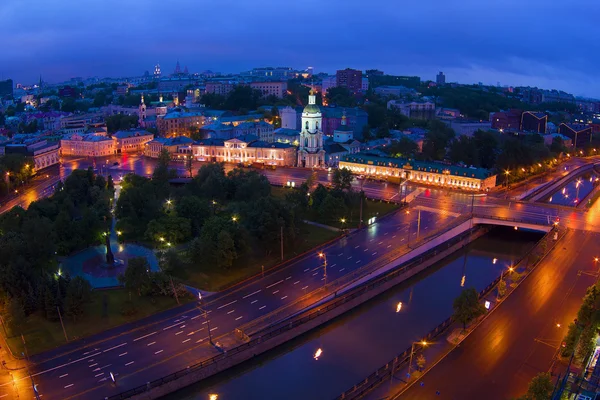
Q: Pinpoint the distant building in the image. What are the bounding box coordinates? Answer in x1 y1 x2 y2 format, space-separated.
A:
542 90 575 104
4 140 59 170
336 68 363 93
436 108 461 120
249 81 288 98
339 153 497 191
448 119 492 136
192 137 296 166
543 133 572 148
112 130 154 153
247 67 296 80
0 79 13 98
157 111 205 137
365 69 384 77
205 82 236 96
374 86 416 98
387 100 436 120
274 128 301 146
558 123 593 148
61 133 115 157
521 111 547 133
361 78 369 92
490 109 522 131
144 136 195 158
297 90 326 168
59 86 77 98
321 76 337 95
279 105 368 138
436 72 446 85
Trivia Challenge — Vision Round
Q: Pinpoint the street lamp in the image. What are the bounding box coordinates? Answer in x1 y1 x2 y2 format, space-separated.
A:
340 218 346 231
209 395 218 400
408 340 428 375
396 302 403 313
318 252 327 284
232 215 238 222
504 170 511 187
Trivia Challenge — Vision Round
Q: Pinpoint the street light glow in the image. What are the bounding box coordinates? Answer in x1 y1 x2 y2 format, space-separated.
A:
209 395 219 400
159 237 165 242
232 215 238 222
318 252 324 258
314 348 323 360
396 302 403 313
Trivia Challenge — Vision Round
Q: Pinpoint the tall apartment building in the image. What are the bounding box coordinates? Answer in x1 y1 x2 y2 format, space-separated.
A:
336 68 363 93
205 82 236 96
436 72 446 85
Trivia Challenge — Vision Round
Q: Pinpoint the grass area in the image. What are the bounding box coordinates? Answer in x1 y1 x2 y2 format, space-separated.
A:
272 185 399 227
305 198 399 228
5 289 189 356
586 190 600 208
173 223 340 291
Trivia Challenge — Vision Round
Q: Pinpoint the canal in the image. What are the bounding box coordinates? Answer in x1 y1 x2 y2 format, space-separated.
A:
545 171 599 206
164 227 542 400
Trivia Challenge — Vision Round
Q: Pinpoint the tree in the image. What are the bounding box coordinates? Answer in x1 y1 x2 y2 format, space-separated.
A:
385 136 418 158
105 114 138 133
416 354 426 372
422 120 455 161
361 125 373 141
319 194 347 222
517 372 554 400
449 135 479 166
497 279 507 298
175 196 211 236
119 257 151 296
145 216 192 244
64 276 92 322
452 288 485 330
473 130 499 169
153 149 172 182
550 135 567 154
326 87 357 107
332 168 353 192
5 297 25 336
376 124 390 138
216 230 237 269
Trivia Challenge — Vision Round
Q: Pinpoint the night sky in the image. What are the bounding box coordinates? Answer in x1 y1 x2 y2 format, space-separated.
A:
2 0 599 97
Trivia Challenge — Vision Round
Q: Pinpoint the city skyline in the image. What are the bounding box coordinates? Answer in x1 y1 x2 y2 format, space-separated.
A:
0 0 600 97
2 0 600 96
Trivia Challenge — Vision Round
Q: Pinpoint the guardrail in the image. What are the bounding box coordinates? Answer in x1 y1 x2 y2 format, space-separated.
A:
107 220 481 400
335 225 565 400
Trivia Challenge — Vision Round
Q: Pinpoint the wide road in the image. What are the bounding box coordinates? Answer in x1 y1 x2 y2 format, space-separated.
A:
18 206 458 399
398 229 600 400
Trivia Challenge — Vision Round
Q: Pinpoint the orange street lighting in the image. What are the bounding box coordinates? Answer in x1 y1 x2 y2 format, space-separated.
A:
314 348 323 360
209 395 219 400
159 237 165 242
232 215 238 222
116 231 122 236
408 341 429 375
396 302 403 313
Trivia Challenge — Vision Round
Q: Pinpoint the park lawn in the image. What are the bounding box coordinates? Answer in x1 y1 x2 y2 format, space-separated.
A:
175 223 341 292
5 289 191 356
305 198 399 228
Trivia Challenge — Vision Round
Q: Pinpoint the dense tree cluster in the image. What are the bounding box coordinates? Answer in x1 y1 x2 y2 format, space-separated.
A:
116 162 302 271
0 168 111 333
561 281 600 363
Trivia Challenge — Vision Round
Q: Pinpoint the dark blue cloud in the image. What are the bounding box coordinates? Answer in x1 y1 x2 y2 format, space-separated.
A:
1 0 599 96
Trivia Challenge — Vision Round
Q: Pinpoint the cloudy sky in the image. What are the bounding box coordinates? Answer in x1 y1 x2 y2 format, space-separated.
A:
1 0 598 97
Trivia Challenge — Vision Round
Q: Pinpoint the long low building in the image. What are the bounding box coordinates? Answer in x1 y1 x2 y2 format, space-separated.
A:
339 154 497 191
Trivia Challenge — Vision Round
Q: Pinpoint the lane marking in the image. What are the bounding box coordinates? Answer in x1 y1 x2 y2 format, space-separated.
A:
210 327 218 332
89 363 98 368
191 315 200 320
251 300 258 304
217 300 238 310
372 252 378 256
340 268 345 272
182 339 191 343
259 305 266 310
196 337 208 343
64 384 73 389
281 296 288 300
235 316 243 321
266 280 284 289
302 286 309 290
155 350 163 355
175 331 184 335
312 271 319 276
94 373 104 377
330 264 337 268
133 332 157 342
98 377 107 383
347 256 352 260
118 352 127 357
227 310 235 314
187 331 196 336
163 322 183 331
293 280 300 285
243 290 261 299
387 245 392 248
59 374 68 378
125 361 135 366
285 276 292 280
378 241 383 245
147 342 156 346
272 290 279 294
356 260 361 264
304 268 310 272
364 248 368 252
354 245 359 249
392 235 396 238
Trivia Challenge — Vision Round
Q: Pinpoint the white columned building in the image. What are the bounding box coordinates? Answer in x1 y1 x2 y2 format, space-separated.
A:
297 89 325 168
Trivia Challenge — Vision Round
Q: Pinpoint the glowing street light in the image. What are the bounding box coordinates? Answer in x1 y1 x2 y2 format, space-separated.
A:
396 302 403 313
209 395 219 400
159 237 165 242
408 341 428 375
116 231 122 236
314 348 323 360
318 252 327 284
231 215 238 222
